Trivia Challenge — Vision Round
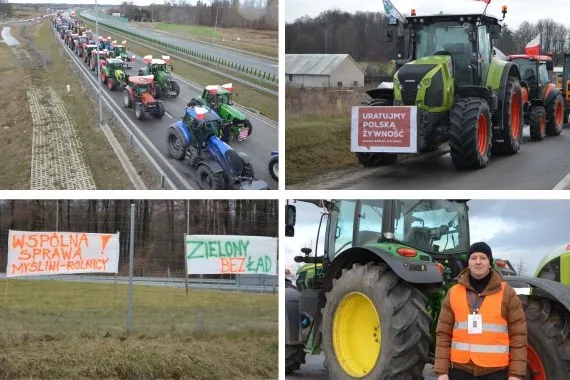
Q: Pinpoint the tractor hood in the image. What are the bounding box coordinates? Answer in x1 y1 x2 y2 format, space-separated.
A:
156 70 172 83
219 104 246 121
207 136 244 178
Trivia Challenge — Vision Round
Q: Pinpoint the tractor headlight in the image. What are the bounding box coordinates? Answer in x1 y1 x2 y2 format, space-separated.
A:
417 83 422 90
399 84 404 90
383 232 395 240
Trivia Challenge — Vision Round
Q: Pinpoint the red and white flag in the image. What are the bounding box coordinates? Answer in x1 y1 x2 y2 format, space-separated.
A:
475 0 491 4
525 34 541 55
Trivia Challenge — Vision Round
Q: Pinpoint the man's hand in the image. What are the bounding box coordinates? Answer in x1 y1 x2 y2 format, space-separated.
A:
437 375 449 380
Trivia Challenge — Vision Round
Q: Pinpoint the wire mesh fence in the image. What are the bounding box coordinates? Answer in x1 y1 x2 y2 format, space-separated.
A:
0 199 278 379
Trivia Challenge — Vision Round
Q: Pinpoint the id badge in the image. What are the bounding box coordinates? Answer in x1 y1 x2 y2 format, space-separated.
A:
468 314 483 334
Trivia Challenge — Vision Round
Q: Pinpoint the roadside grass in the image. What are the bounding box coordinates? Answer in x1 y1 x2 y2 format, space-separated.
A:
83 20 277 121
0 279 277 379
11 8 44 19
31 21 132 189
285 88 371 186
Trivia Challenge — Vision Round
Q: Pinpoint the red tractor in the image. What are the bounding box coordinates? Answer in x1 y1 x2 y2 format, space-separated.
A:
122 75 166 120
507 54 565 140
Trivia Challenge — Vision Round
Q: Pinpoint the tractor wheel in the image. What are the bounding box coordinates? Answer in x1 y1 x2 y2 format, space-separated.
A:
166 126 187 160
242 162 254 179
244 119 253 137
321 262 431 380
529 106 547 141
285 344 306 374
101 71 106 84
268 156 278 181
123 90 132 108
546 93 564 136
152 84 162 99
135 103 146 120
107 78 115 91
449 97 492 170
197 164 224 190
171 81 180 97
492 77 523 155
154 102 165 118
522 297 570 380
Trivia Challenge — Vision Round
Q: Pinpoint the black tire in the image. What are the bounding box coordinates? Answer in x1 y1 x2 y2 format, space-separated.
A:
197 164 224 190
152 84 162 99
135 103 145 120
268 156 278 181
492 77 523 155
154 102 165 118
546 93 564 136
242 162 254 179
522 297 570 380
285 344 306 374
166 126 187 160
107 78 115 91
529 106 546 141
449 97 492 170
123 90 132 108
244 119 253 136
171 81 180 97
321 262 431 380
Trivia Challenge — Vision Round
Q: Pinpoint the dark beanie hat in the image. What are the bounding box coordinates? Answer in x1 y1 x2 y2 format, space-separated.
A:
468 241 493 264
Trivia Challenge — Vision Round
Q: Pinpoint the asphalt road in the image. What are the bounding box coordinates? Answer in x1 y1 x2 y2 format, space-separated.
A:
286 354 438 380
306 125 570 190
80 10 278 76
55 27 278 189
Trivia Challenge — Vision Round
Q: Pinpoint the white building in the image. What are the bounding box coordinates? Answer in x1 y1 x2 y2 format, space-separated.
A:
285 54 365 88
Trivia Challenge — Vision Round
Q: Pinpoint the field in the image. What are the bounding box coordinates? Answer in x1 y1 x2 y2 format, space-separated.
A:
0 279 277 379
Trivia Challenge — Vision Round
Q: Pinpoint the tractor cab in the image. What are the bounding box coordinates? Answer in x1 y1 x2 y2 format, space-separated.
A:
105 58 124 74
182 105 222 136
128 75 154 96
507 55 553 100
148 58 170 75
203 84 234 110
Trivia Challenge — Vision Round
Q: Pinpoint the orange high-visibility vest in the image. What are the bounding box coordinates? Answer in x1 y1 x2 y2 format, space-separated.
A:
449 281 510 367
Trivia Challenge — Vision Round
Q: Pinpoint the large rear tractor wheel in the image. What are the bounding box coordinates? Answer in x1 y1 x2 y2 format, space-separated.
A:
152 84 162 99
171 81 180 97
285 344 306 374
546 93 564 136
321 262 431 380
268 156 278 181
529 106 547 141
522 297 570 380
154 102 165 118
493 77 523 154
135 103 146 120
107 78 116 91
449 97 492 170
166 126 187 160
197 164 224 190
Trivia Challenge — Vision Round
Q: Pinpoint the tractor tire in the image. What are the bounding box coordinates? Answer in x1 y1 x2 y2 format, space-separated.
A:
285 344 306 374
135 103 146 120
197 164 224 190
154 102 165 118
244 119 253 137
107 78 116 91
546 93 564 136
449 97 492 170
166 126 187 160
492 77 523 155
242 162 255 179
529 106 547 141
522 297 570 380
152 84 162 99
321 262 431 380
123 90 132 108
268 156 278 181
171 81 180 97
101 71 106 84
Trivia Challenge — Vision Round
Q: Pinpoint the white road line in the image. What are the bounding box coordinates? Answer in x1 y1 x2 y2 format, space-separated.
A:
165 111 173 119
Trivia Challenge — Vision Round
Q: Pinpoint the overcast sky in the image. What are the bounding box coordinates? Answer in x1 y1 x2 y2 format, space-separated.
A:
284 199 570 277
286 0 570 30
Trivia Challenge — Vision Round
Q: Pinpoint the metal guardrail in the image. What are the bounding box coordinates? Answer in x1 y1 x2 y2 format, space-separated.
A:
78 11 277 85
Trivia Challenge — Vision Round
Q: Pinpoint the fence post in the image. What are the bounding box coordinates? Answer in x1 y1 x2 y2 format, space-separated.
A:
127 203 135 334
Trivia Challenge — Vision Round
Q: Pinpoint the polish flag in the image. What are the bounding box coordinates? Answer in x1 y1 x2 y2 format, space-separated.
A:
475 0 491 3
525 34 541 55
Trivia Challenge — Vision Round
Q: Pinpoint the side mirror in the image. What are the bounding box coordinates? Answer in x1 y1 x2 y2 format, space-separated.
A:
490 24 501 39
285 205 296 237
385 29 394 43
546 60 553 71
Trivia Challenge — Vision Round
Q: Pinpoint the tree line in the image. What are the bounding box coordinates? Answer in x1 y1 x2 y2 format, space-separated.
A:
0 200 277 277
107 0 278 30
286 10 569 66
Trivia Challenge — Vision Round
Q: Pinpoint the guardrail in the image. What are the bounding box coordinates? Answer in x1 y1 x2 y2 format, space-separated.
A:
78 12 277 84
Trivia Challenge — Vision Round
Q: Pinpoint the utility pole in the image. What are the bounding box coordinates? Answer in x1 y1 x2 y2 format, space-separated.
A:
212 0 219 44
95 0 103 127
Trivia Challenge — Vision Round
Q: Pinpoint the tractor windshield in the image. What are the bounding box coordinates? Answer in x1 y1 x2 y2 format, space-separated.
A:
512 59 537 86
393 200 469 253
116 46 126 54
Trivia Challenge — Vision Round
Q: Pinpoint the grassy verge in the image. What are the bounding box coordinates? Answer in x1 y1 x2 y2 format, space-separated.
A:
83 20 277 121
0 280 277 379
11 8 44 19
31 21 132 189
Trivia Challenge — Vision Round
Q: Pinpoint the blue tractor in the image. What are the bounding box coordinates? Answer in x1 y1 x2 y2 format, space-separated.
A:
167 105 268 190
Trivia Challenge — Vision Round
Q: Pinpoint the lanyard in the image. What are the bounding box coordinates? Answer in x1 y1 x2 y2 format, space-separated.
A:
468 290 485 314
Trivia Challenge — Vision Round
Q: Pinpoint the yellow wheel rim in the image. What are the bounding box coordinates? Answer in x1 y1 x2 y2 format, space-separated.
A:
332 292 381 377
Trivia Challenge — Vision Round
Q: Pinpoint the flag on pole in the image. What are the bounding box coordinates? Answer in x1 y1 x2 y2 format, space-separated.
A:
475 0 491 4
525 34 541 55
383 0 406 24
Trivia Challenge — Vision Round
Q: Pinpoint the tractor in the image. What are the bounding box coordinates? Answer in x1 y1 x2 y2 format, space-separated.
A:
83 44 98 64
74 35 87 57
122 75 166 120
507 54 564 140
109 40 135 67
139 55 180 98
534 244 570 286
354 9 524 170
555 53 570 123
192 83 253 142
88 49 108 72
285 199 570 379
101 58 128 91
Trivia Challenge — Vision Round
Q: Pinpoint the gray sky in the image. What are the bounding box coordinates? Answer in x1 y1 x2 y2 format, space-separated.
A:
286 0 570 30
284 199 570 277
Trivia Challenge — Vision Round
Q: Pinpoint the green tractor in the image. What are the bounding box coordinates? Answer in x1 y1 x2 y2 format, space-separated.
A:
535 244 570 286
100 58 128 91
138 55 180 99
354 10 524 170
285 199 570 378
192 83 253 142
110 40 135 68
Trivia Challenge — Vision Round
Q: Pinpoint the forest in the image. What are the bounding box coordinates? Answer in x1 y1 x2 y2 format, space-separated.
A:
0 200 278 277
